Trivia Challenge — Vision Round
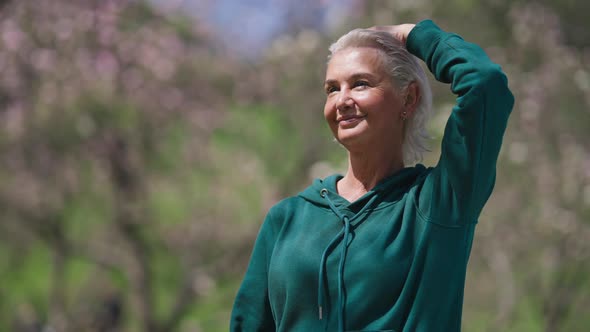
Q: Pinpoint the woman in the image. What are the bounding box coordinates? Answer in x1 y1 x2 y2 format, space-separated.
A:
231 20 514 332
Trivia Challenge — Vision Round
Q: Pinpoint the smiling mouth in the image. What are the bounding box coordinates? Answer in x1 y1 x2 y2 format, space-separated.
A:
337 115 366 127
338 115 366 122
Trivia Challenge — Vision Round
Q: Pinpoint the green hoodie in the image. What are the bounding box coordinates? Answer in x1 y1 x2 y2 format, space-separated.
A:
231 20 514 332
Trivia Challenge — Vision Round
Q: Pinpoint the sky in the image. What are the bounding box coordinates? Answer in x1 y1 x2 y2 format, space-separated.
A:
149 0 360 58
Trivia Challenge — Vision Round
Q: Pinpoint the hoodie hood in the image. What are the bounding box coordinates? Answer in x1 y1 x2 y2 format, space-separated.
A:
298 164 428 209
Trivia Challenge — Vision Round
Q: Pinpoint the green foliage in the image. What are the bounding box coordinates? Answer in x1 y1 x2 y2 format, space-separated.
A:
213 104 303 182
0 242 52 326
62 188 113 241
119 1 162 32
189 279 240 332
151 250 183 321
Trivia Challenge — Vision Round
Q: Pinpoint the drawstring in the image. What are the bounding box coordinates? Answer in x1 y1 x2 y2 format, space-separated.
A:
318 188 378 331
318 225 344 320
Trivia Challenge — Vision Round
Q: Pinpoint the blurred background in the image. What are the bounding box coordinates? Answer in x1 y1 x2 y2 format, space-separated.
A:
0 0 589 331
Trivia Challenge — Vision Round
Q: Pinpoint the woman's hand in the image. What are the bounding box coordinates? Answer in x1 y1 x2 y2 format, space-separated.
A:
369 24 416 45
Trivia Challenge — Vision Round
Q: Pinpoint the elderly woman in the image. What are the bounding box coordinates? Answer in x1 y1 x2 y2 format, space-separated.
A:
231 19 514 332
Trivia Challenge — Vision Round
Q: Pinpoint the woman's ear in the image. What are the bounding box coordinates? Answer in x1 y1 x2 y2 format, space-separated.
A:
404 82 420 117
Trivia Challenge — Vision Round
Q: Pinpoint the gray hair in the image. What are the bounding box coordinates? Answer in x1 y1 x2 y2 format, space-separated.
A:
328 29 433 164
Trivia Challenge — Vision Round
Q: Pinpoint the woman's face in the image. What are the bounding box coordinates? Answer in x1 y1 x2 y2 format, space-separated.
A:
324 47 405 152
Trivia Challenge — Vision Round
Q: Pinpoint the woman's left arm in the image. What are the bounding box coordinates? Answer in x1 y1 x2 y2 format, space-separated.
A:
406 20 515 223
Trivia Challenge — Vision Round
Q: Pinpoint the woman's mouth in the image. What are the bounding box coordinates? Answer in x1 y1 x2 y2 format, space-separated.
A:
338 115 366 128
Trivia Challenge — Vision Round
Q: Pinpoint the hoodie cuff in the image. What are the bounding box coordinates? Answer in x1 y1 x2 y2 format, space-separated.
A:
406 19 444 62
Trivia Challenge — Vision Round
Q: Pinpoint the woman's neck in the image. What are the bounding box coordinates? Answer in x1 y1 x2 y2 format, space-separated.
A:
337 149 405 202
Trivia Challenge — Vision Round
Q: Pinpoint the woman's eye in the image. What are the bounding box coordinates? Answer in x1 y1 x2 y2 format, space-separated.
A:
325 86 338 94
353 81 369 88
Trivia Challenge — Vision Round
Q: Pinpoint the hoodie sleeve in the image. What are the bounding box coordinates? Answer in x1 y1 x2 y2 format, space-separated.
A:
406 20 514 225
230 210 277 331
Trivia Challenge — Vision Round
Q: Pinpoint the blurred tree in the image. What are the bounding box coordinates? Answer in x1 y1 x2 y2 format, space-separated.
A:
0 0 250 331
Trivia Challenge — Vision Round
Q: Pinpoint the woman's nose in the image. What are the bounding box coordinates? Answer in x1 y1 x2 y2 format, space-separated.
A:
336 90 354 111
